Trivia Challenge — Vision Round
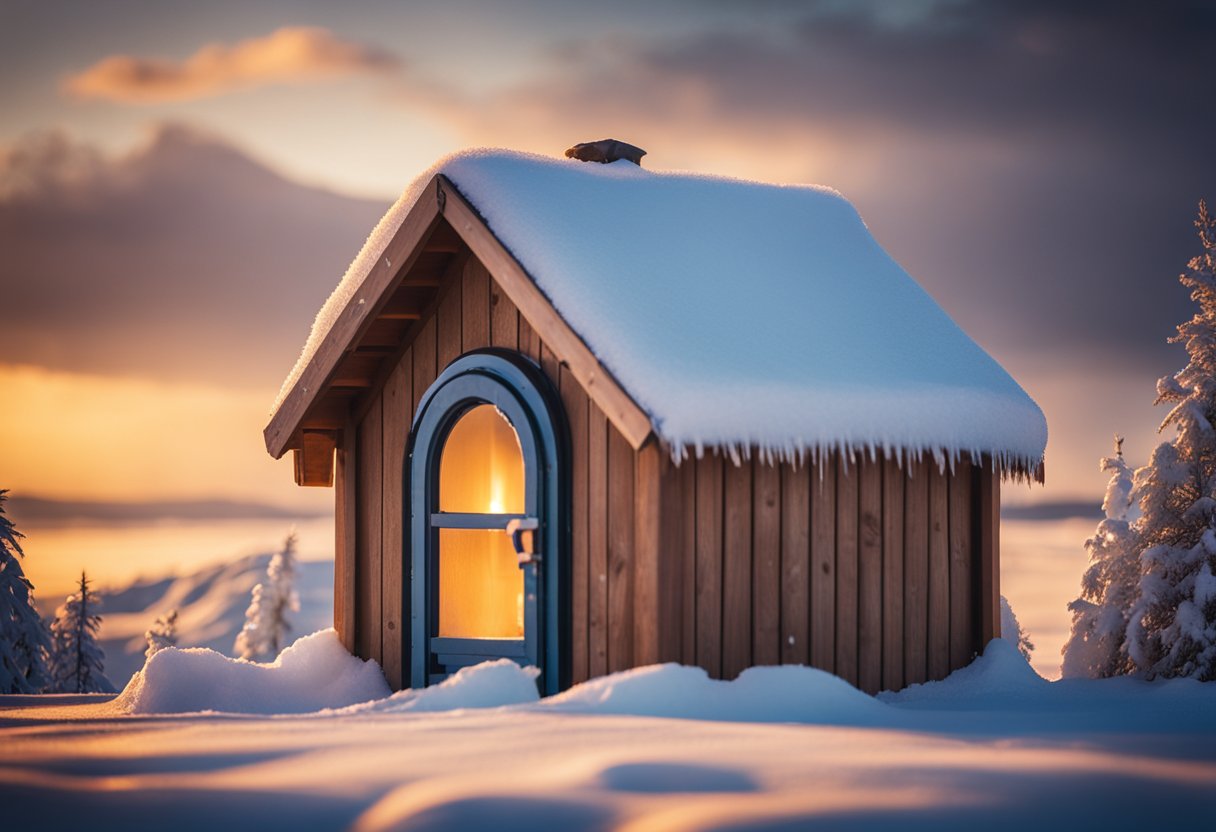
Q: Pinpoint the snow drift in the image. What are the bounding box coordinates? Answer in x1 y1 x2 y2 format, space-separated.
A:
89 553 334 688
540 662 883 723
338 659 542 714
276 149 1046 475
116 629 389 714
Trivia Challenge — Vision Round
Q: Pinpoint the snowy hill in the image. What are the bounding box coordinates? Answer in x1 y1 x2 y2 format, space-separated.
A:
40 555 334 687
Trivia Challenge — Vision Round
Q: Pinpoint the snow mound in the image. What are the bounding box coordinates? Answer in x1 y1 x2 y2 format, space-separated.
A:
540 662 884 723
276 149 1046 474
339 658 540 714
879 639 1049 709
91 553 334 688
115 629 390 714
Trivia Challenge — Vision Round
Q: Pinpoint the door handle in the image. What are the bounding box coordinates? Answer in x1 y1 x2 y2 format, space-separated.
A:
506 517 540 566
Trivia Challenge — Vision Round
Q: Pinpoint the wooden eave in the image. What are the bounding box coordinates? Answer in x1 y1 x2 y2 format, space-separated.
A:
263 174 654 462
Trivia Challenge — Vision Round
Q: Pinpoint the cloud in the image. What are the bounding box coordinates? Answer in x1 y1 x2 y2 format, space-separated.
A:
63 26 399 103
0 124 385 388
390 0 1213 376
379 0 1213 499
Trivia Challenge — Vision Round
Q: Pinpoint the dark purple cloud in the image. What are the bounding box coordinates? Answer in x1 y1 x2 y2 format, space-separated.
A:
405 0 1214 374
0 124 385 387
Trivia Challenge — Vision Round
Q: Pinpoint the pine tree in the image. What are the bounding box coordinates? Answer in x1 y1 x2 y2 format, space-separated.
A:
1062 437 1141 677
144 608 178 660
47 571 115 694
0 489 51 693
234 530 300 661
1127 201 1216 680
999 595 1034 661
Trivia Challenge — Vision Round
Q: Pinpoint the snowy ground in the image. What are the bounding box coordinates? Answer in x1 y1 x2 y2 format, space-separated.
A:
2 634 1213 831
65 515 1087 687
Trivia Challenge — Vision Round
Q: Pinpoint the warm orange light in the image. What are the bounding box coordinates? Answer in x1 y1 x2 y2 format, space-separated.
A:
437 530 524 638
439 405 524 515
436 405 526 639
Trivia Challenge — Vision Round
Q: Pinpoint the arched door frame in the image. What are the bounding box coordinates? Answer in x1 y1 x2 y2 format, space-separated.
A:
406 349 569 694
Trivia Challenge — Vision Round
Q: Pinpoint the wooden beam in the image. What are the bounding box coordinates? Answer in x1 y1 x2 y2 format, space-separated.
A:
588 403 609 677
752 461 781 667
437 176 653 450
780 462 810 667
633 443 662 666
949 458 975 669
881 456 905 692
904 458 929 686
722 458 753 679
334 423 357 651
810 454 836 674
857 458 882 694
632 441 684 666
695 453 724 678
607 427 635 673
292 430 337 487
978 460 1001 646
835 459 859 687
424 221 463 253
264 177 442 460
331 352 383 389
928 464 950 680
299 394 354 433
400 275 442 289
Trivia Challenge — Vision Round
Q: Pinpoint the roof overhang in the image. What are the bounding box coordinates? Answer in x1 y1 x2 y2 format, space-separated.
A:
263 174 654 465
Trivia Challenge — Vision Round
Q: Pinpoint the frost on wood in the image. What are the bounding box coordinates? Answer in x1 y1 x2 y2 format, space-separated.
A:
234 530 299 661
144 608 178 660
0 489 50 694
47 571 115 694
273 149 1046 477
1063 437 1140 678
1126 202 1216 681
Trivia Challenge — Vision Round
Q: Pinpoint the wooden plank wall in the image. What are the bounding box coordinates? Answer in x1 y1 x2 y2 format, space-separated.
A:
672 451 982 694
339 252 996 695
344 257 643 690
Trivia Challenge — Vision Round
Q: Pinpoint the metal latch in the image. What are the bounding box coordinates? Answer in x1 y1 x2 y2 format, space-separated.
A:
506 517 540 566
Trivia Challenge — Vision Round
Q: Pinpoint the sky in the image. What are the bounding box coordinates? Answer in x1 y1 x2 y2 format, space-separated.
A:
2 0 1214 592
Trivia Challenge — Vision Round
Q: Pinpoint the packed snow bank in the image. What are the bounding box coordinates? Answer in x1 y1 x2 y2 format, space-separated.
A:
881 639 1049 710
92 553 334 689
540 662 884 723
276 149 1046 474
338 659 540 714
115 629 390 715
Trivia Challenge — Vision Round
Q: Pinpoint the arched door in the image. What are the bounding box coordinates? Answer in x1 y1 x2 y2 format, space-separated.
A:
407 350 567 694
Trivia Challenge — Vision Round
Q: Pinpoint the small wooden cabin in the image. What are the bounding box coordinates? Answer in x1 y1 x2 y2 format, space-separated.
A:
264 146 1046 695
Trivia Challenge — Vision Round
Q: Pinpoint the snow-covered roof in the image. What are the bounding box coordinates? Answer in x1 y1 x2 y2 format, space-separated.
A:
277 149 1046 475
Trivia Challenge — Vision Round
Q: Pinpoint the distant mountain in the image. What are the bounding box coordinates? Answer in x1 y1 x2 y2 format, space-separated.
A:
9 495 330 526
36 554 334 688
1002 501 1103 521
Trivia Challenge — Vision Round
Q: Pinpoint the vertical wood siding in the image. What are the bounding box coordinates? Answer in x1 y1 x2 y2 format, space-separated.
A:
667 452 985 693
337 253 997 694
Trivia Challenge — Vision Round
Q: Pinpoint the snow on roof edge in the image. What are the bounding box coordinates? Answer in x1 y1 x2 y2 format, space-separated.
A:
271 148 1046 480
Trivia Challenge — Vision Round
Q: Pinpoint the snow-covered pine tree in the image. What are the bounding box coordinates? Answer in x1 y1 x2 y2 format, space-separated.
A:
1062 437 1141 677
47 571 115 693
144 608 178 660
0 489 51 693
999 595 1034 661
234 530 300 661
1127 201 1216 680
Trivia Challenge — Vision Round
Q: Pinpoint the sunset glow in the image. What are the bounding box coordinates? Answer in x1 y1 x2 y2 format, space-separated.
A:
1 0 1211 686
